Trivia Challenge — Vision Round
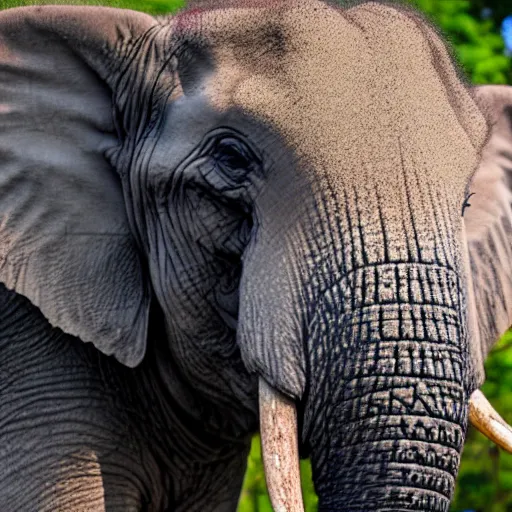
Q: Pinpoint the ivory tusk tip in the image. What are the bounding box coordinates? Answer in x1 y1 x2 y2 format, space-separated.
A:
469 389 512 454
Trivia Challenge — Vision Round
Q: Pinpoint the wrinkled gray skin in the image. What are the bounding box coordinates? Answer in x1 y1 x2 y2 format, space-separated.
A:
0 1 511 511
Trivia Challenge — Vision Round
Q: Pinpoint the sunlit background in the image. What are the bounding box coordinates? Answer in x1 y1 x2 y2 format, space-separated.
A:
1 0 511 510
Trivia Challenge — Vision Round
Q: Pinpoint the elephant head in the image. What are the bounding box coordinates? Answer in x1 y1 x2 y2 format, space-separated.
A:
1 1 512 510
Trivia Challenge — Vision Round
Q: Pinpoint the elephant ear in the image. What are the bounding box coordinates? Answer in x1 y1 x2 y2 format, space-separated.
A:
465 85 512 366
0 6 156 366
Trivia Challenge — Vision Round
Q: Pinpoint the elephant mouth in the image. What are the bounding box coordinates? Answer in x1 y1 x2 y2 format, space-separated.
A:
258 377 512 512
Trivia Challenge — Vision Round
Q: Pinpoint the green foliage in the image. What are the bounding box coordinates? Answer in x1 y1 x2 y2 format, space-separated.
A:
410 0 510 84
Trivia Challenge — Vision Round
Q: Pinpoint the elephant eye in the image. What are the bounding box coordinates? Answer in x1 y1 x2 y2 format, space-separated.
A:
214 138 252 171
197 131 263 192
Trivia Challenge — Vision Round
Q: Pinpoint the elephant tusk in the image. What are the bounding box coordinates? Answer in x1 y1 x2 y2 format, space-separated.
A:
469 389 512 453
259 377 304 512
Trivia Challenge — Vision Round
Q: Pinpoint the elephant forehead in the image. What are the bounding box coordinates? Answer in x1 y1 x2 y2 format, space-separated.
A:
195 0 486 197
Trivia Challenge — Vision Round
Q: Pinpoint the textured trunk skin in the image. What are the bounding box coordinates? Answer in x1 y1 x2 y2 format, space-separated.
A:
314 379 466 511
305 263 468 512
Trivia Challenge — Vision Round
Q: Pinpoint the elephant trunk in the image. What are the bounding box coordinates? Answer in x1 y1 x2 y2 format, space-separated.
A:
303 262 469 511
310 375 466 511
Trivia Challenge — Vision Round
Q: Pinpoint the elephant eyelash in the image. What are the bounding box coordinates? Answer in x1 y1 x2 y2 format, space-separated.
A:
461 192 475 217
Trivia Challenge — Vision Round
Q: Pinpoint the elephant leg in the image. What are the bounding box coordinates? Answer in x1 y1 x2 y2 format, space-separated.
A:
0 286 169 512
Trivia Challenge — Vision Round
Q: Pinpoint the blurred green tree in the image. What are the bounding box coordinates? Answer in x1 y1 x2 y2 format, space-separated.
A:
410 0 510 84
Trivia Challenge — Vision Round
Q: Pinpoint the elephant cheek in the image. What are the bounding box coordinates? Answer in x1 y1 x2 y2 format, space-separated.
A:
304 263 469 512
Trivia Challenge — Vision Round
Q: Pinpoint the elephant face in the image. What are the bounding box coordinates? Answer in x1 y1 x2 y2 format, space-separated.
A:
1 1 511 511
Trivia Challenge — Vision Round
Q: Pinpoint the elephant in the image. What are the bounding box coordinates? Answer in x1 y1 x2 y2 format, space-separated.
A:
1 0 512 510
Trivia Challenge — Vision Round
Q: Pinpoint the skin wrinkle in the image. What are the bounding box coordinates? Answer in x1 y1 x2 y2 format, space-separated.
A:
0 282 249 511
